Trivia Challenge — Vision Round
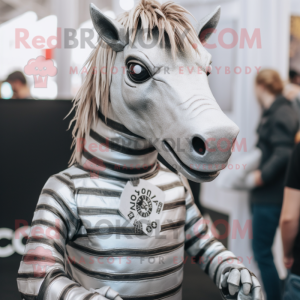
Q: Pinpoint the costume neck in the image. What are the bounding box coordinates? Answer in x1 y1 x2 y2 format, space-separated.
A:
80 110 158 180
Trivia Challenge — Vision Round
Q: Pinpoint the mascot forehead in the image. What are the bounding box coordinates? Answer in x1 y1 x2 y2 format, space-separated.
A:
124 29 212 69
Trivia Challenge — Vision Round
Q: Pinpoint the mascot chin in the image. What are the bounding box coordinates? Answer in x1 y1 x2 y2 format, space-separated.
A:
17 1 263 299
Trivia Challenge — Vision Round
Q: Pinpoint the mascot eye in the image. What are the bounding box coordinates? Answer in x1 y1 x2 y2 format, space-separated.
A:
127 63 151 83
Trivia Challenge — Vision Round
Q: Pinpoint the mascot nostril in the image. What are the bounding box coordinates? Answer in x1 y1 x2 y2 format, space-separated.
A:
192 137 206 155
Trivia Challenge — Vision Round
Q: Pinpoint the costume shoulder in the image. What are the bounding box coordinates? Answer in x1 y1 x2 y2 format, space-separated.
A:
57 164 91 183
41 164 89 210
38 165 82 237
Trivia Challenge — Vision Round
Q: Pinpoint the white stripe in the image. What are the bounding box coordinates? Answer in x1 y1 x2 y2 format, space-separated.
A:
69 265 184 297
186 203 201 222
77 195 121 210
186 234 215 257
66 243 184 273
73 228 185 250
33 210 67 234
17 277 44 296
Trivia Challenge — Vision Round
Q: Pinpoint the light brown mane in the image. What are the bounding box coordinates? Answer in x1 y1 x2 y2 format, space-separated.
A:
69 0 200 165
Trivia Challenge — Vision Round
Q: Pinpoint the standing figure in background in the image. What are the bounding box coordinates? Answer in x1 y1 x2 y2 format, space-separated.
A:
5 71 31 99
280 142 300 299
284 70 300 132
247 69 298 300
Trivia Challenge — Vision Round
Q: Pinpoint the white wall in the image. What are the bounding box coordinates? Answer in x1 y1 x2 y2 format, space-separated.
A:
51 0 79 99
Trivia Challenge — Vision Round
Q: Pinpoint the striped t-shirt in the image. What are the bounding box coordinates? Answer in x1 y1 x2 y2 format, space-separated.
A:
17 114 240 300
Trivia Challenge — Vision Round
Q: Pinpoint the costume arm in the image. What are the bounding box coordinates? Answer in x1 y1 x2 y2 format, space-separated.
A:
181 176 241 287
180 175 263 300
17 173 121 300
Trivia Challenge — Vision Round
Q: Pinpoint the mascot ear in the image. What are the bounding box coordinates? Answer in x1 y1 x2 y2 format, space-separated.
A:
195 6 221 44
90 3 128 52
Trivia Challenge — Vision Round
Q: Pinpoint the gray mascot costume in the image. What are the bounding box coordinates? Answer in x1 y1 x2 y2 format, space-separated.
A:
17 1 263 299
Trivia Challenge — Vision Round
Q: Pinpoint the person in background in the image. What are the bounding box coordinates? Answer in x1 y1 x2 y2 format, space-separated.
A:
247 69 298 300
5 71 31 99
280 143 300 299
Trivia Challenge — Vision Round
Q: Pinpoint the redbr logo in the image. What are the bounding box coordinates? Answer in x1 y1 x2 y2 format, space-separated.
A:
24 56 57 88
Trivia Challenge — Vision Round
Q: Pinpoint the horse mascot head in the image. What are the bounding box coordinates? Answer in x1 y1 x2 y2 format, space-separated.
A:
70 0 239 183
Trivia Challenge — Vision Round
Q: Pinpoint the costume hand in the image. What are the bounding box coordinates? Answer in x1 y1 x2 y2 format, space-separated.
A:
220 268 264 300
92 286 123 300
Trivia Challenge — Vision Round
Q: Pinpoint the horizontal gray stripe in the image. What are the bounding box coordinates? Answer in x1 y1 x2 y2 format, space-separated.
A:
27 237 65 258
76 188 122 198
83 150 156 175
163 200 185 211
184 224 209 250
194 238 218 262
72 233 88 239
161 220 185 231
18 272 45 279
22 253 64 267
37 268 69 300
78 207 120 216
67 241 184 257
122 283 182 300
86 220 185 236
65 169 130 183
20 293 37 300
72 163 160 182
213 256 237 284
87 226 142 236
73 164 129 182
204 248 227 274
83 293 98 300
186 201 195 211
98 109 144 139
71 260 183 281
31 219 66 240
63 172 91 180
35 204 69 234
78 199 184 216
59 283 80 300
185 216 202 232
42 189 79 229
157 181 183 191
52 175 75 193
90 128 156 155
